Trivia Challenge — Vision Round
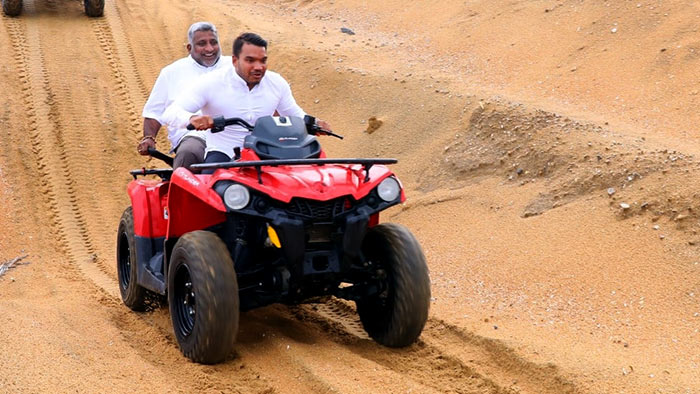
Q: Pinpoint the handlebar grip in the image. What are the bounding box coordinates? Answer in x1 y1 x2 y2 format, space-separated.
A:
211 116 227 133
186 123 195 130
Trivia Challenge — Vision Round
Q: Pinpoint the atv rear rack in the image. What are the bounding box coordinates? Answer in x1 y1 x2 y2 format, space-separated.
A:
191 158 398 184
130 168 173 181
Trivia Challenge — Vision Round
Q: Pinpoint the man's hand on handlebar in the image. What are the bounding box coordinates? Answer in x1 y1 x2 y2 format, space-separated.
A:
137 136 156 156
189 115 214 130
316 119 332 132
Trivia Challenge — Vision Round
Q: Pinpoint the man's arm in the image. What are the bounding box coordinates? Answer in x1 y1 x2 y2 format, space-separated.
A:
139 69 169 155
162 95 209 131
137 118 161 155
275 78 306 119
161 73 212 131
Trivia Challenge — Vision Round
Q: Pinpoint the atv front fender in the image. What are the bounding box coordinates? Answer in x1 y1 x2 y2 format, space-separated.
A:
166 169 227 238
127 179 168 238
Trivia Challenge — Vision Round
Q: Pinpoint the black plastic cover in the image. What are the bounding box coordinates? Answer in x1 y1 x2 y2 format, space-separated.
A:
244 116 321 160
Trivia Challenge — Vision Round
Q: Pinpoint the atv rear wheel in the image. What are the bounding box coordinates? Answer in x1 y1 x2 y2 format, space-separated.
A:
356 223 430 347
2 0 22 16
116 207 151 311
83 0 103 17
168 231 239 364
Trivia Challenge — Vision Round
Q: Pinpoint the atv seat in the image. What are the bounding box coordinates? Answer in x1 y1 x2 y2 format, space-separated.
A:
244 116 321 160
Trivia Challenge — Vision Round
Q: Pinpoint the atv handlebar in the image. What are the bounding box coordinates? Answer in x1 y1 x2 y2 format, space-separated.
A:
186 116 254 133
147 147 174 166
186 115 343 139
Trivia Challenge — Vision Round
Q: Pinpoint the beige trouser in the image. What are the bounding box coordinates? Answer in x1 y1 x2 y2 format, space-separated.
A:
173 136 206 172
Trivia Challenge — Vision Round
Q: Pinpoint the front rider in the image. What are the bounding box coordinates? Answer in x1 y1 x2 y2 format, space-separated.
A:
138 22 230 170
162 32 331 171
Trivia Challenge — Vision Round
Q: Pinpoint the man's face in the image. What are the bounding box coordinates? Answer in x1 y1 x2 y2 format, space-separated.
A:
188 30 220 67
233 43 267 87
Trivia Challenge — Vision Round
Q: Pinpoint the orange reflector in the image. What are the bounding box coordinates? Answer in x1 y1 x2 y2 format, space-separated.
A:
267 224 281 248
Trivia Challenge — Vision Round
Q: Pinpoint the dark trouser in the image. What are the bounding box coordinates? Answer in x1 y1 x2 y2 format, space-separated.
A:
173 136 206 172
201 151 232 174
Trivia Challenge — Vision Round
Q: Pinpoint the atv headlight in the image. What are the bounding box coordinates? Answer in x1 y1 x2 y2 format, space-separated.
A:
223 184 250 210
377 177 400 202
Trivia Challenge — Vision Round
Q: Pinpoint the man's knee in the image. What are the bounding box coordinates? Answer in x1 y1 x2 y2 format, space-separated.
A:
201 151 231 174
173 137 205 170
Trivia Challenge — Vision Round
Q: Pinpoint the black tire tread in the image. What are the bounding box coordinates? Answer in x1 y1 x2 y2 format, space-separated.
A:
116 207 150 311
357 223 430 347
168 231 239 364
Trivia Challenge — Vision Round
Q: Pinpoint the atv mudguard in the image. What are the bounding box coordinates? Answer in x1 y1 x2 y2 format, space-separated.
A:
127 179 169 238
165 168 227 238
127 179 169 293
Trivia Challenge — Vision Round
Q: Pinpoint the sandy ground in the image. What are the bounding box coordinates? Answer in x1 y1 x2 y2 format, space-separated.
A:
1 0 700 392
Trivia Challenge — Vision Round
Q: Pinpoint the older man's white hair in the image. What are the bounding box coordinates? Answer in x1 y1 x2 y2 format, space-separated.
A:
188 21 218 45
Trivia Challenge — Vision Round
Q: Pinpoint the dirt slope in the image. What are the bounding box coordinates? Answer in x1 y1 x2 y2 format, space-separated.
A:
1 0 699 393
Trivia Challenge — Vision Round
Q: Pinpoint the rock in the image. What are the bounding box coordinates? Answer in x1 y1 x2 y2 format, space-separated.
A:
340 27 355 35
522 195 554 218
607 187 616 196
620 203 630 210
364 116 383 134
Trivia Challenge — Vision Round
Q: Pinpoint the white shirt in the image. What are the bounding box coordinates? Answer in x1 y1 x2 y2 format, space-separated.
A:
142 55 231 152
162 67 306 159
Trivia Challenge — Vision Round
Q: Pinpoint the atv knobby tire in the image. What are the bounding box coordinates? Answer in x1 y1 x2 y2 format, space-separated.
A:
356 223 430 347
168 231 239 364
83 0 103 17
2 0 22 17
116 207 151 311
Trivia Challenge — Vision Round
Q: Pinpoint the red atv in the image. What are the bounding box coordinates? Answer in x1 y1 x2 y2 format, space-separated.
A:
117 115 430 364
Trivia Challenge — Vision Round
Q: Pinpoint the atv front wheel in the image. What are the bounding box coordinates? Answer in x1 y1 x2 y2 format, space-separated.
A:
83 0 103 17
116 207 151 311
356 223 430 347
2 0 22 16
168 231 239 364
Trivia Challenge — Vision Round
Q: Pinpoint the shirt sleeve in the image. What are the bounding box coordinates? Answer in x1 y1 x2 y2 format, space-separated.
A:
142 70 170 123
161 78 209 130
275 78 306 119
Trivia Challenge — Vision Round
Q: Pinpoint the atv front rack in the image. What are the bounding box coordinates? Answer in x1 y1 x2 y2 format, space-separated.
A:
191 158 398 184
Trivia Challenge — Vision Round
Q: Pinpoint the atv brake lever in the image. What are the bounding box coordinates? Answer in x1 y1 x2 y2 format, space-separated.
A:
318 128 343 139
304 114 342 139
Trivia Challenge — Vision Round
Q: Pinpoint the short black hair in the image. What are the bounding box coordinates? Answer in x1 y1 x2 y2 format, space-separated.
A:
233 33 268 57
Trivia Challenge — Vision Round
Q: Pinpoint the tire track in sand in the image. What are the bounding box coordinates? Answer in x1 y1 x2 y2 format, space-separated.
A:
4 3 117 298
92 0 151 135
296 298 582 393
